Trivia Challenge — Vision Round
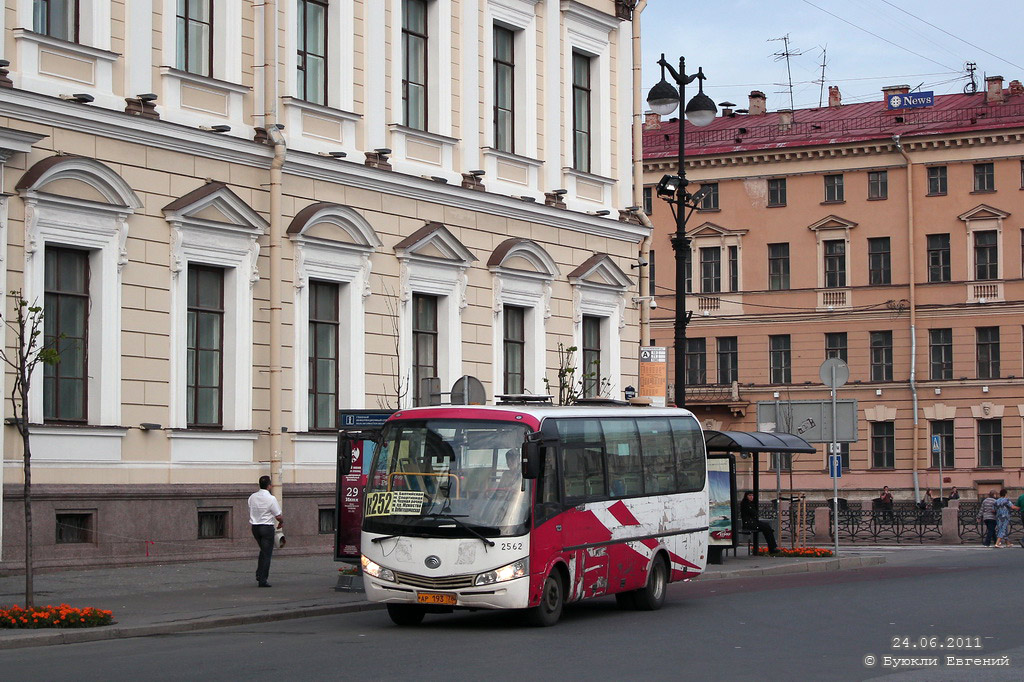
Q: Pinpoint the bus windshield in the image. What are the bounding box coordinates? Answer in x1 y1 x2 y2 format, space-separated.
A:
363 419 532 538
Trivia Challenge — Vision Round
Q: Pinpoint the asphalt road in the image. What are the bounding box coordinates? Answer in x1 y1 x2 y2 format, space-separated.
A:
4 547 1022 681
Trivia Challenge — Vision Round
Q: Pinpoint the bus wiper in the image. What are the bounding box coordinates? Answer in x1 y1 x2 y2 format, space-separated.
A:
370 534 401 544
422 512 496 548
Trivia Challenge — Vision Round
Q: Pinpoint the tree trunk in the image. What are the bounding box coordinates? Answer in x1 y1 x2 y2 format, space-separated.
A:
23 427 32 607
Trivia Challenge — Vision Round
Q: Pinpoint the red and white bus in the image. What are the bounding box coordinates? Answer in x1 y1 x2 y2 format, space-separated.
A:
357 403 708 626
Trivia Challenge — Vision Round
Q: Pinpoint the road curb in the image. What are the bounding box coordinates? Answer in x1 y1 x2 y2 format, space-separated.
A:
0 600 384 651
698 554 886 581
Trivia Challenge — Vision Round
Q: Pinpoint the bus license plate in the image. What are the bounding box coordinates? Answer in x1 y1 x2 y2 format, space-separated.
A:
417 592 457 606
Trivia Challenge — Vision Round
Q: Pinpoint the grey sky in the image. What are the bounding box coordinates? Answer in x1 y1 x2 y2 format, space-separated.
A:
640 0 1024 112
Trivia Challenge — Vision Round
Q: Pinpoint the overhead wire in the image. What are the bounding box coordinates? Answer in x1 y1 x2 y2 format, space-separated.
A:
877 0 1024 71
799 0 956 72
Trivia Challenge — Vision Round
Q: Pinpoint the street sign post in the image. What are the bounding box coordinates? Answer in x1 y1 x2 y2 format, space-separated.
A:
820 357 848 558
931 434 943 503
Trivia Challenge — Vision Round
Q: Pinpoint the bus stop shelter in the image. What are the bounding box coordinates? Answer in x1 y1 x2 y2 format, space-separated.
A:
703 430 817 554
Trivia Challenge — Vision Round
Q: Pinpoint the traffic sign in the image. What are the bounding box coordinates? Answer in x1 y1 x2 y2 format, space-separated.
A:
828 454 842 478
931 435 941 454
819 358 849 388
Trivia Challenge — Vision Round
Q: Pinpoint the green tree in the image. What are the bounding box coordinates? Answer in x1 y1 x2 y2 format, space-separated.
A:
0 292 61 607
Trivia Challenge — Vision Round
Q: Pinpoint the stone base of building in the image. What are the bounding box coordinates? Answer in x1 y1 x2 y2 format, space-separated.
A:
1 483 335 574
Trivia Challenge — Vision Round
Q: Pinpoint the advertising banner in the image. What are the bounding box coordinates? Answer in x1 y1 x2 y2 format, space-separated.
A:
708 455 737 547
886 91 933 109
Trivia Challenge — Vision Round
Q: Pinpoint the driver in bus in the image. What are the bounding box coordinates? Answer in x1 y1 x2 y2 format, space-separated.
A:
497 449 521 489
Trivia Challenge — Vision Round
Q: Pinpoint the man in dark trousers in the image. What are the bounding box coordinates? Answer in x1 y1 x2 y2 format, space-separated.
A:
248 476 283 587
739 491 779 554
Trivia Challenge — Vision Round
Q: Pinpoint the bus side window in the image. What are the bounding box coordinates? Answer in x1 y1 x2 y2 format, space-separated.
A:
602 419 643 498
639 418 675 493
670 416 705 492
556 419 605 503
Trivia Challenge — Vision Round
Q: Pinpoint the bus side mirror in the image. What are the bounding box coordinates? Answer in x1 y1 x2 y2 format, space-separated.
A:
522 433 543 479
338 436 353 476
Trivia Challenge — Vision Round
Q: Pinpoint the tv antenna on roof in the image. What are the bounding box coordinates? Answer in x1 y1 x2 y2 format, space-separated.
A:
770 34 805 112
964 62 978 94
814 45 828 108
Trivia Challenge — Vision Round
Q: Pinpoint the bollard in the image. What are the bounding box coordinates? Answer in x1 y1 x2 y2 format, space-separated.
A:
812 509 832 544
939 500 961 544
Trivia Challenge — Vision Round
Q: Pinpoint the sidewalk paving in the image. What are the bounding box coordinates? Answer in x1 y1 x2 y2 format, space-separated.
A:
0 548 886 650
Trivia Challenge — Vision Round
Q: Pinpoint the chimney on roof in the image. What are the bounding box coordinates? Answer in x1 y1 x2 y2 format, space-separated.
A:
778 109 793 132
644 112 662 130
748 90 767 116
881 84 910 101
1010 80 1024 97
828 85 842 108
986 75 1005 104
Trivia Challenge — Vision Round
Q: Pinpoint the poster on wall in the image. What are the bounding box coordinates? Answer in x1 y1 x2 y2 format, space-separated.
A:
708 454 737 547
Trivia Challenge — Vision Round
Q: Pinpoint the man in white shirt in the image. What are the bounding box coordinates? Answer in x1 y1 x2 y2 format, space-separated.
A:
248 476 283 587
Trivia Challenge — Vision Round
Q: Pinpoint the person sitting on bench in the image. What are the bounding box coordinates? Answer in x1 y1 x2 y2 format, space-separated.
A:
739 491 779 554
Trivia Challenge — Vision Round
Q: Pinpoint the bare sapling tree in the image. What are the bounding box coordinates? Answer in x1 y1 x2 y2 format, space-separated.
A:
543 343 610 406
0 291 61 607
376 280 409 409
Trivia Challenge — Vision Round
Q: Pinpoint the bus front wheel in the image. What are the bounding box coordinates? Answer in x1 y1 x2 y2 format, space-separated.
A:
387 604 426 626
526 571 564 627
633 555 668 611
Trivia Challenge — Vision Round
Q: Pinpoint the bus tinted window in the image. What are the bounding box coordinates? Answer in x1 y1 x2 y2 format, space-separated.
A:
639 418 675 494
670 417 705 492
602 419 643 497
557 419 606 502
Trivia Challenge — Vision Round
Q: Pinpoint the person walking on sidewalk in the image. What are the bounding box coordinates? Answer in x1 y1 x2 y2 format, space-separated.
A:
979 490 997 547
993 489 1018 548
740 491 779 554
249 476 283 587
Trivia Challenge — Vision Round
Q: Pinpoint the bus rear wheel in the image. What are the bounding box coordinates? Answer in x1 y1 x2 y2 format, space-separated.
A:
526 571 564 627
633 556 668 611
387 604 426 626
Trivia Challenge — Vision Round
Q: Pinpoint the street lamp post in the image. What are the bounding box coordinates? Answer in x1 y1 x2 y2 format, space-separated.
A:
647 54 717 408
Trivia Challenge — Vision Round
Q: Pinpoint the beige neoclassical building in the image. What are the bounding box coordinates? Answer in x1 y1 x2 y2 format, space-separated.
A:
0 0 648 569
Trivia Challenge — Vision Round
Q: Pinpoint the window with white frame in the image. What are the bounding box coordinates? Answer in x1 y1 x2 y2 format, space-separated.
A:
488 238 558 398
809 213 857 290
176 0 213 77
402 0 428 130
568 254 631 400
493 25 515 153
33 0 78 42
688 224 746 294
17 156 142 428
561 2 616 182
395 222 476 409
288 202 379 429
163 182 266 432
959 205 1009 286
297 0 328 105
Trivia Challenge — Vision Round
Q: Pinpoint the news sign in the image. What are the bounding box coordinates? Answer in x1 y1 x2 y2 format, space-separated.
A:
887 91 933 110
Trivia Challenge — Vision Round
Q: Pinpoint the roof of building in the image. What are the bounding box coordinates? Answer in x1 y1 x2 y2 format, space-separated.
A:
643 87 1024 160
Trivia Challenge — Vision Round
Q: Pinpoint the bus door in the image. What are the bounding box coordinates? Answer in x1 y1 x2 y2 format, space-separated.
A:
556 418 611 600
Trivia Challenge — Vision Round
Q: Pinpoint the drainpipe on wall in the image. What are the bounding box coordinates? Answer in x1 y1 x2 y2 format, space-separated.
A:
264 0 285 505
893 135 921 502
631 0 651 347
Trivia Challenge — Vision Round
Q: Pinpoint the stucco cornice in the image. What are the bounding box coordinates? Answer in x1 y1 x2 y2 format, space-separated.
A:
0 89 648 244
643 130 1024 173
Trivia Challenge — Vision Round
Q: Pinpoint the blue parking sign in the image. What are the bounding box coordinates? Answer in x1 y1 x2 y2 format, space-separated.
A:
828 454 842 478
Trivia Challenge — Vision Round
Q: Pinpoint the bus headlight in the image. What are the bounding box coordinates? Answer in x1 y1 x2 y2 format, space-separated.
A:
475 558 528 586
361 555 396 583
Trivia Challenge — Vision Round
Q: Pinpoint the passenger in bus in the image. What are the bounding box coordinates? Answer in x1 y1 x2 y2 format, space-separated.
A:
739 491 779 554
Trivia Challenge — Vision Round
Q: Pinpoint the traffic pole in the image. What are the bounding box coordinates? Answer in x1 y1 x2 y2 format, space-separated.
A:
831 366 839 557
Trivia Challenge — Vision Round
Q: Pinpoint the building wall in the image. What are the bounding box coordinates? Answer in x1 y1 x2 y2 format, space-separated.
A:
644 100 1024 503
0 0 645 569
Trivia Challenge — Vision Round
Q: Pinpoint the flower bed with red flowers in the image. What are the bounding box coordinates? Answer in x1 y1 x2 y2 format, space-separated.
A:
753 547 834 558
0 604 114 629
